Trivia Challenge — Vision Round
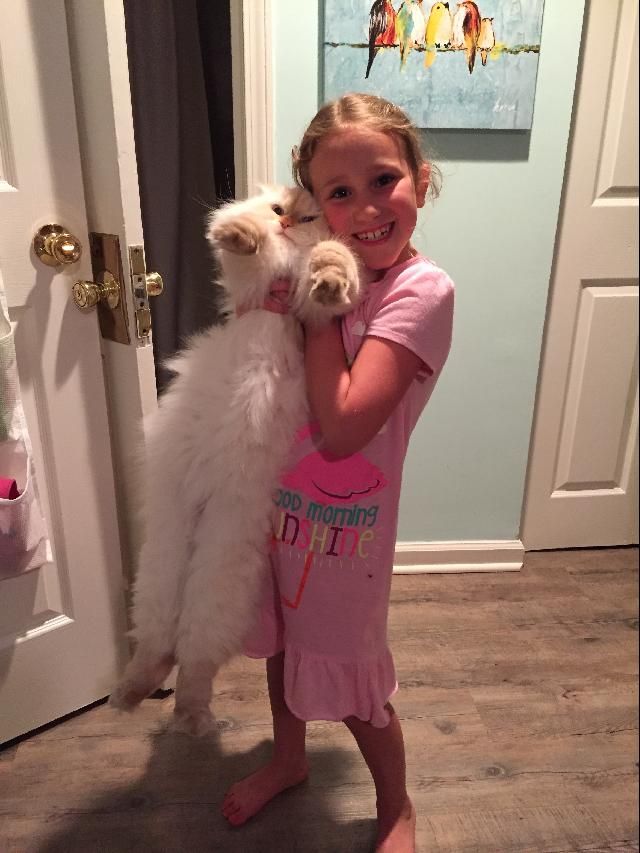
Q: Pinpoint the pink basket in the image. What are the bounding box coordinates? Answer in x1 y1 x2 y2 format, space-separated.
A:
0 476 19 500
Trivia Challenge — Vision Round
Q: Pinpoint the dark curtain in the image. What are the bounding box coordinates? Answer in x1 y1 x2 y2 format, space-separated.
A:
123 0 235 391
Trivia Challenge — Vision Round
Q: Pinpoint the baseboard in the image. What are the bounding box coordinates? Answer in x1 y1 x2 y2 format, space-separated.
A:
393 540 524 573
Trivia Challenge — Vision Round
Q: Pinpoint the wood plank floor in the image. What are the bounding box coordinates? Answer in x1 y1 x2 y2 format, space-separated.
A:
1 547 638 853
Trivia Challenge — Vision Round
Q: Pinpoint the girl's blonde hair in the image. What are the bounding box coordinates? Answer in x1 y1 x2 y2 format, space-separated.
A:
292 93 441 200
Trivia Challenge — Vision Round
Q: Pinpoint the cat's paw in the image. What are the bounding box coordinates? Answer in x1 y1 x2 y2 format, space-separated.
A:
308 242 360 310
171 706 216 737
210 215 266 255
109 682 146 711
310 266 351 306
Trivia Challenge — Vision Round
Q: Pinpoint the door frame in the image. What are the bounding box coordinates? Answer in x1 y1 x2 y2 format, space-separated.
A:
64 0 274 589
230 0 274 196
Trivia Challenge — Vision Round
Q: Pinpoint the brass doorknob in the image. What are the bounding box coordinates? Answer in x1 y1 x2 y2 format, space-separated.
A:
145 271 164 297
72 272 120 310
34 224 82 266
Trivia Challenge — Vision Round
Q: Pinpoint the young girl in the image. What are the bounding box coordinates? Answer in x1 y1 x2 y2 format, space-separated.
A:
223 93 454 853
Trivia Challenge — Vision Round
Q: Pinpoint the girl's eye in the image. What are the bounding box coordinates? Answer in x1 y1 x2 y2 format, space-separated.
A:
299 215 318 223
375 174 396 187
329 187 349 200
272 204 285 215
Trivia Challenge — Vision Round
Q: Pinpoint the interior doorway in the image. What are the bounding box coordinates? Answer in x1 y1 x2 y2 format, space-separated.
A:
123 1 236 390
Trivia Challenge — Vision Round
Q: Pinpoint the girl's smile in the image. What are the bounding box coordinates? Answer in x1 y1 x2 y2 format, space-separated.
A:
354 222 394 242
309 128 430 272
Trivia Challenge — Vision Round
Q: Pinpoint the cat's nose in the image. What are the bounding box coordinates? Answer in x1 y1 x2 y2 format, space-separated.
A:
280 216 293 230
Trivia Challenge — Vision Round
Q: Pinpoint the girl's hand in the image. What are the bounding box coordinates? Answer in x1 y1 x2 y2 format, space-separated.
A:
304 319 424 457
237 279 290 316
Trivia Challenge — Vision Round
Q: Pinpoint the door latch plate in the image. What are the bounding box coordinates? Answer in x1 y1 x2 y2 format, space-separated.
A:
88 233 131 344
129 245 154 344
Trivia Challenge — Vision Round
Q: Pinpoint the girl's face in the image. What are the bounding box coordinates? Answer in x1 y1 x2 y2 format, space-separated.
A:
308 127 430 274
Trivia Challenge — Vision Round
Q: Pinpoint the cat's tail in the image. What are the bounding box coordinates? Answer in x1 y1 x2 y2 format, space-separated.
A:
110 495 190 710
109 644 175 711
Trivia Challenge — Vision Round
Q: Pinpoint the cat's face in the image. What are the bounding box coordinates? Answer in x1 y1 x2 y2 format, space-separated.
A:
248 186 329 246
207 186 333 311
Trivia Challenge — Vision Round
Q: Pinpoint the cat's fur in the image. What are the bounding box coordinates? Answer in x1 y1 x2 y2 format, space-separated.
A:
110 186 360 735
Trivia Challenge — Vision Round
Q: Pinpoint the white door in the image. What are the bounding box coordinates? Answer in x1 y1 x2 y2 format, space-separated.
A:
522 0 639 550
0 0 157 743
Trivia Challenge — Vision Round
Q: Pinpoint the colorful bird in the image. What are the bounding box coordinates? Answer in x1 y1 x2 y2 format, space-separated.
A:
396 0 426 69
478 17 496 66
366 0 397 78
424 1 452 67
450 3 466 49
459 1 481 73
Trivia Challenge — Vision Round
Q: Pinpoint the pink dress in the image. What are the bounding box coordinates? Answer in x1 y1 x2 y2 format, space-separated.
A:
244 255 454 727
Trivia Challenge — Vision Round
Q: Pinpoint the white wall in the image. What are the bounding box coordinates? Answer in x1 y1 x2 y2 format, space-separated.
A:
271 0 587 544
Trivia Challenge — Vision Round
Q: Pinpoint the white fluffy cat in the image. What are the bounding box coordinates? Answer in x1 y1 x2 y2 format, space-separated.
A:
110 186 360 735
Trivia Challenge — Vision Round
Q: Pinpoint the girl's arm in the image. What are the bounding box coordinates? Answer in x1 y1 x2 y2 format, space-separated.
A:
305 318 424 457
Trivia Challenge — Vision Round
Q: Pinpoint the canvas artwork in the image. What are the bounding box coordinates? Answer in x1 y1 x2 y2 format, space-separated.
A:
322 0 546 130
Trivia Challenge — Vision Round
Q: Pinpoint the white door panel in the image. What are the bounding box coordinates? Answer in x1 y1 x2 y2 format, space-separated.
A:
522 0 639 549
0 0 156 743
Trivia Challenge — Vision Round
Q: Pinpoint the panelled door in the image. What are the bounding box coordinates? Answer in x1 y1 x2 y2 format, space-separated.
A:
522 0 639 550
0 0 157 743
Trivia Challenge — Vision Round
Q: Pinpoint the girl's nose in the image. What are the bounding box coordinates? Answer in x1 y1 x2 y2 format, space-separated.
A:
354 201 380 223
280 216 294 230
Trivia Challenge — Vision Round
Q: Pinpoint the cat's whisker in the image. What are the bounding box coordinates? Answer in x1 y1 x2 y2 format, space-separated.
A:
192 194 225 213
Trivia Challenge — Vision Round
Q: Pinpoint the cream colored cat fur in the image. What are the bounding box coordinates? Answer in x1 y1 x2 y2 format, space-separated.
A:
110 186 360 735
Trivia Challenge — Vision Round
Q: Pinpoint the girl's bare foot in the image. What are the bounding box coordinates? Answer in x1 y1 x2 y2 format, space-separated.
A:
376 796 416 853
222 759 309 826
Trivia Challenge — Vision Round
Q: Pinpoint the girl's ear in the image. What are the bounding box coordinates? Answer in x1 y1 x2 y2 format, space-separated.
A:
415 163 430 208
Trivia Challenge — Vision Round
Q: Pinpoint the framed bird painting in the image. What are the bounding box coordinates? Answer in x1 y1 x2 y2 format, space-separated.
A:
321 0 546 130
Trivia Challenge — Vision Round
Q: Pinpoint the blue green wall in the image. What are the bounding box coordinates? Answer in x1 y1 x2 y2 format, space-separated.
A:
272 1 586 542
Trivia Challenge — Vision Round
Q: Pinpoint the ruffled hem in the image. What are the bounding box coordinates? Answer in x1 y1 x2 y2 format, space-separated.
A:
283 643 398 729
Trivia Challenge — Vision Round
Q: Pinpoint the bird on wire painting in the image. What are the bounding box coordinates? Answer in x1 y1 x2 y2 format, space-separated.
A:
323 0 545 130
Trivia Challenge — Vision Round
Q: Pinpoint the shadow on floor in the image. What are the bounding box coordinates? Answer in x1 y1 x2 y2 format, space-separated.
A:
33 718 376 853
